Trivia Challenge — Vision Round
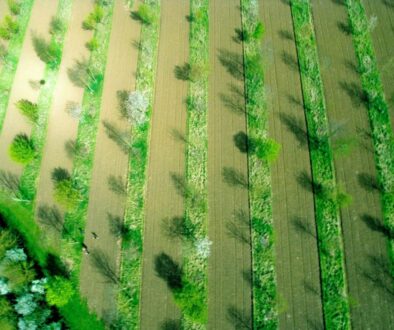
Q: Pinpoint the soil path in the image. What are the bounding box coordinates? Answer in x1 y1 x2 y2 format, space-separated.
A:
363 0 394 129
34 0 92 228
311 1 394 328
259 1 324 328
139 1 189 328
79 0 141 321
0 0 58 175
207 1 252 328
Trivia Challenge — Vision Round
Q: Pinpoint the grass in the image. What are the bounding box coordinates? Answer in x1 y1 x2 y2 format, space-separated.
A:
19 0 73 203
344 0 394 274
290 0 350 328
240 0 278 328
0 0 34 133
115 1 160 328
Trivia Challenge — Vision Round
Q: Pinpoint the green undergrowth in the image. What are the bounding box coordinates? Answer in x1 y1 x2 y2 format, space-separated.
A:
19 0 72 203
0 193 104 329
241 0 278 328
177 0 209 327
0 0 34 132
290 0 350 328
59 0 114 282
344 0 394 274
116 1 160 328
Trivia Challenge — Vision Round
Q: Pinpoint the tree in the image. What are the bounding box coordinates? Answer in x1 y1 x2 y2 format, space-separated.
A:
49 16 66 36
0 16 19 40
7 0 21 16
121 90 148 125
82 5 104 30
45 276 74 307
16 99 39 123
31 33 61 67
51 167 80 210
9 134 35 165
131 4 155 25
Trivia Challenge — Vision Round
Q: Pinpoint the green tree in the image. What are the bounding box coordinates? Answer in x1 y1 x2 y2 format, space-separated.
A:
0 16 19 40
45 276 75 307
7 0 21 16
16 99 39 123
9 134 35 165
131 4 155 25
82 5 104 30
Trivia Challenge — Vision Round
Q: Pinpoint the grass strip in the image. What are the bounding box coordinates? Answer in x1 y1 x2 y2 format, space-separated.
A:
344 0 394 272
60 0 115 280
0 0 34 132
240 0 279 328
19 0 73 203
290 0 350 328
116 1 160 328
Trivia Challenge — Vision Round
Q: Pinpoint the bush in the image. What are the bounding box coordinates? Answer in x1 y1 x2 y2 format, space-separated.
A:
82 5 104 30
85 37 98 51
253 138 281 163
46 276 75 307
16 99 39 123
9 134 35 165
0 16 19 40
53 179 80 210
132 4 155 25
7 0 21 16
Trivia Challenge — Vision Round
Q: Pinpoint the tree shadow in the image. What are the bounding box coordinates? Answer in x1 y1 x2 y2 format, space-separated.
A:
332 0 345 5
0 170 21 198
171 128 188 144
174 62 192 81
46 252 70 277
90 249 120 284
339 81 368 107
220 92 245 115
286 94 303 107
242 269 252 287
279 112 308 148
107 175 127 196
296 170 324 196
337 21 352 35
218 49 244 80
303 280 320 296
278 29 293 41
226 209 250 245
170 172 190 198
233 28 247 43
361 214 394 239
222 167 248 189
357 173 382 192
226 306 252 329
281 51 299 71
292 216 316 238
233 131 249 153
160 319 182 330
154 252 183 290
37 204 64 233
102 120 131 154
161 216 195 241
382 0 394 9
344 60 359 74
64 139 77 160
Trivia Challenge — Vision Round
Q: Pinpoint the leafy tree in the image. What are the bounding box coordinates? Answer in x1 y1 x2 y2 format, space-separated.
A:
16 99 39 123
9 134 35 165
2 261 36 293
0 16 18 40
49 17 66 36
121 90 148 125
14 294 37 316
31 33 61 67
45 276 74 307
82 5 104 30
53 179 80 210
253 138 281 163
7 0 21 16
85 37 98 51
131 4 155 25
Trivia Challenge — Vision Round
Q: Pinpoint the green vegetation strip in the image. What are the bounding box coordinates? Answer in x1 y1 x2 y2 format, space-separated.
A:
176 0 209 327
60 0 114 278
0 0 34 132
240 0 278 328
116 1 160 328
345 0 394 270
19 0 73 203
290 0 350 328
0 193 104 329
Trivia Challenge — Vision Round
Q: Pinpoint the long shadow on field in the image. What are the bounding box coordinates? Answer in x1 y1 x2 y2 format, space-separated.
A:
361 214 394 239
90 249 120 284
107 175 127 196
171 128 188 144
357 173 382 192
154 252 183 290
226 209 250 245
170 172 190 198
233 131 249 153
292 216 316 238
307 318 324 330
218 49 244 80
383 0 394 9
220 83 246 115
160 319 182 330
161 216 195 241
339 81 368 108
281 51 299 71
102 120 131 154
344 59 359 74
296 171 324 196
331 0 345 5
279 113 308 148
303 280 321 297
222 167 249 189
337 21 352 35
226 306 252 329
242 269 252 287
37 204 64 233
278 29 294 41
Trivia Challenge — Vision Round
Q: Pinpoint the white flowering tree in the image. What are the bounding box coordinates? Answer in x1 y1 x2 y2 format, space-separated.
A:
124 90 149 126
65 101 82 119
195 237 212 259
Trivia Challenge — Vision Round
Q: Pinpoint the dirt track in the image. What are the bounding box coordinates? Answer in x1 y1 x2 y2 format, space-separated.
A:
207 1 252 328
311 0 394 328
363 0 394 129
259 1 324 328
79 0 141 321
0 0 58 175
34 0 92 231
139 1 189 328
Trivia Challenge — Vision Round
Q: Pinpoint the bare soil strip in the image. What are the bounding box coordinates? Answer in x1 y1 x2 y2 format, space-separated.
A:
34 0 92 230
139 1 189 328
362 0 394 129
0 0 58 175
259 0 324 328
207 1 252 328
311 0 394 328
79 0 141 321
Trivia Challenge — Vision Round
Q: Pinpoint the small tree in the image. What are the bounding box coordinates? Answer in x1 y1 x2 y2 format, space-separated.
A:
7 0 21 16
45 276 74 307
9 134 35 165
16 99 39 123
82 5 104 30
85 37 99 51
122 90 148 125
51 167 80 210
49 16 66 36
0 16 19 40
131 4 155 25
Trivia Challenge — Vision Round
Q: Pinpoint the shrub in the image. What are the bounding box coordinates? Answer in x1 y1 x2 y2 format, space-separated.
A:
7 0 21 16
253 138 281 163
16 99 39 123
0 16 19 40
85 37 98 51
0 230 17 259
9 134 35 165
252 21 265 40
132 4 155 25
53 179 80 210
82 5 104 30
46 277 74 307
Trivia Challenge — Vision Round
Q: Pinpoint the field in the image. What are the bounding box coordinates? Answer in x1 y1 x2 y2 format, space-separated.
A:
0 0 393 329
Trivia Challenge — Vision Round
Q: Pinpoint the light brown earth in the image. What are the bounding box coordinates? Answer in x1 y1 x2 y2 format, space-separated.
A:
363 0 394 129
34 0 92 229
139 1 189 328
311 1 394 328
207 1 252 329
259 1 324 329
79 0 141 322
0 0 58 175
